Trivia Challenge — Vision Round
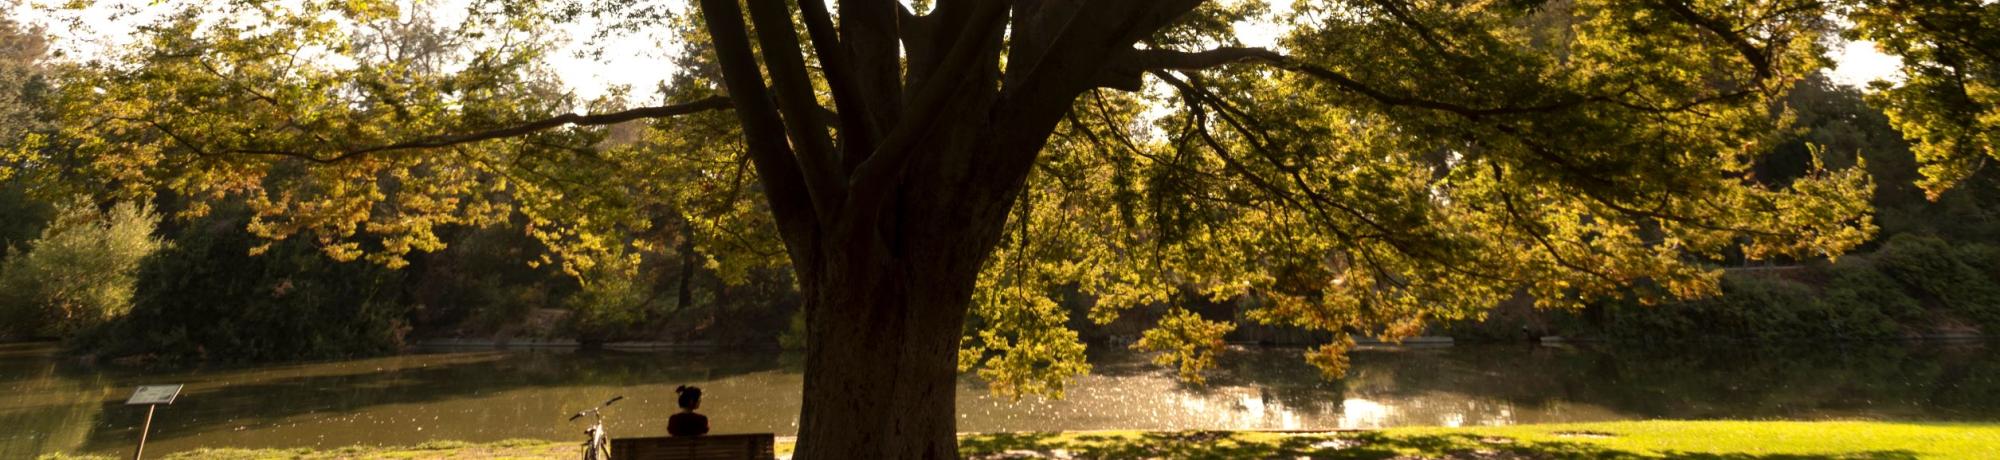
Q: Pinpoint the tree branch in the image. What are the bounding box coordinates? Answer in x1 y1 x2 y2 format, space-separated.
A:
1158 59 1795 241
800 0 879 160
838 0 904 161
1127 47 1592 118
190 96 733 163
1113 46 1282 72
985 0 1206 203
747 0 846 218
1369 0 1454 55
842 0 1009 217
1002 0 1082 91
697 0 825 266
1110 46 1752 119
1656 0 1772 81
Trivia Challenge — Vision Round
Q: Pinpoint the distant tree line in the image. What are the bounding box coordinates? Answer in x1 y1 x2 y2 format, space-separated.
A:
1451 75 2000 343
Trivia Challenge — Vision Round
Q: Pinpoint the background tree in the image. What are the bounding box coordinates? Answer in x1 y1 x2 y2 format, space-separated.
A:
1771 74 2000 241
0 2 53 254
78 204 410 361
40 0 1875 457
0 199 164 338
1846 0 2000 196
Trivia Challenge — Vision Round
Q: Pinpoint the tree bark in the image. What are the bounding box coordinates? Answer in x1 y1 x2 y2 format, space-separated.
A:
791 122 1016 459
793 247 979 460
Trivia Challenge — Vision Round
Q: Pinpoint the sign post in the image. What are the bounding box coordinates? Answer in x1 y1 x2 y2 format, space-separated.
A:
125 384 182 460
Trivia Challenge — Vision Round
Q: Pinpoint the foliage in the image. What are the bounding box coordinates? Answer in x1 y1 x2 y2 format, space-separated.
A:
1444 71 2000 344
0 199 163 338
34 1 780 349
961 195 1095 397
0 180 51 255
1818 257 1927 326
402 223 572 335
561 254 658 342
778 308 807 350
0 2 49 184
42 0 597 270
1458 233 2000 343
7 1 1962 454
83 211 409 362
1769 75 1940 239
958 421 1998 460
32 0 1881 412
1593 273 1907 342
1954 242 2000 277
1846 0 2000 197
0 3 53 257
974 0 1873 385
1131 308 1235 384
1872 233 2000 329
37 0 780 283
1772 75 2000 243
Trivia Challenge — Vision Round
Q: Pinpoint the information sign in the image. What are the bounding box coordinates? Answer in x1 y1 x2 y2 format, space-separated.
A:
126 385 182 406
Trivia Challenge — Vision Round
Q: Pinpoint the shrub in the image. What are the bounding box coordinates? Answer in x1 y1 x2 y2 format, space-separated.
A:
1952 243 2000 283
1694 276 1815 341
1815 259 1922 337
562 262 657 343
1872 234 2000 329
1595 272 1906 342
0 199 162 338
777 309 806 350
1820 258 1925 321
1448 238 2000 342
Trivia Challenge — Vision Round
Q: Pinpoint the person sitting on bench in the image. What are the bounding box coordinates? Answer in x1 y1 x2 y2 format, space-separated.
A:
668 385 709 437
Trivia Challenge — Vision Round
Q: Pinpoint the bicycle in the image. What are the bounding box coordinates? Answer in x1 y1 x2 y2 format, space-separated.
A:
569 395 624 460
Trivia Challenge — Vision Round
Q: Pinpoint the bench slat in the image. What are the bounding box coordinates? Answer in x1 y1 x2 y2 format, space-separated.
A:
610 434 777 460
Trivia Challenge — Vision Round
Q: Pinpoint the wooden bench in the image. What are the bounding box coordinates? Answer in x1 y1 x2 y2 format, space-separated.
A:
609 434 777 460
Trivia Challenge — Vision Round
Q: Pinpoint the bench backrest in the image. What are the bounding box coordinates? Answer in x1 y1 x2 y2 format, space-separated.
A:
610 434 777 460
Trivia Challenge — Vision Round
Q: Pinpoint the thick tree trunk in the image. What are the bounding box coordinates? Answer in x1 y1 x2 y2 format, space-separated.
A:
790 180 1006 459
793 260 975 459
690 1 1203 455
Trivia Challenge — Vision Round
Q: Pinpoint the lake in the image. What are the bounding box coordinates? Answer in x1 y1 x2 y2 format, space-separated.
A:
4 340 1997 457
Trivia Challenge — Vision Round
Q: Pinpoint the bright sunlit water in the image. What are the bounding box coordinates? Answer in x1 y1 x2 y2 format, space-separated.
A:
4 341 1997 457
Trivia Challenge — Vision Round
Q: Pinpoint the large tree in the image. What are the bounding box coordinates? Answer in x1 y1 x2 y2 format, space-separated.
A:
34 0 1877 457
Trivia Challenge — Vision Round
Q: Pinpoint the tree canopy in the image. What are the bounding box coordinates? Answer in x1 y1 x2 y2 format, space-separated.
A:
8 0 1898 457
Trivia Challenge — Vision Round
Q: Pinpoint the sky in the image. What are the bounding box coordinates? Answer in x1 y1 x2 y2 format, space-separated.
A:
537 13 1907 100
15 0 1903 104
1829 38 1904 87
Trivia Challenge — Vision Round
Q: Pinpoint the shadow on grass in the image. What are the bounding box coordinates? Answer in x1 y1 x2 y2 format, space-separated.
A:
959 431 1920 460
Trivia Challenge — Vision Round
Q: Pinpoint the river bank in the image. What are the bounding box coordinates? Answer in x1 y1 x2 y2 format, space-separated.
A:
35 421 2000 459
10 341 1998 458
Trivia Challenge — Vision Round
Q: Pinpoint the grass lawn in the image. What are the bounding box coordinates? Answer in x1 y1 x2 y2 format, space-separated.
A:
39 420 2000 459
963 421 2000 459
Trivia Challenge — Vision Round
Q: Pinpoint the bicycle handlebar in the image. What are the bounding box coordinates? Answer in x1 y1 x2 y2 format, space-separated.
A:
567 395 626 422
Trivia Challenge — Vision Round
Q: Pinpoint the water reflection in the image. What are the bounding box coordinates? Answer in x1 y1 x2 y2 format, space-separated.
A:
3 341 1996 457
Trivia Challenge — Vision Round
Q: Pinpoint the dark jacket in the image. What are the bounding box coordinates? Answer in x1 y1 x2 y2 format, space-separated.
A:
668 412 709 437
